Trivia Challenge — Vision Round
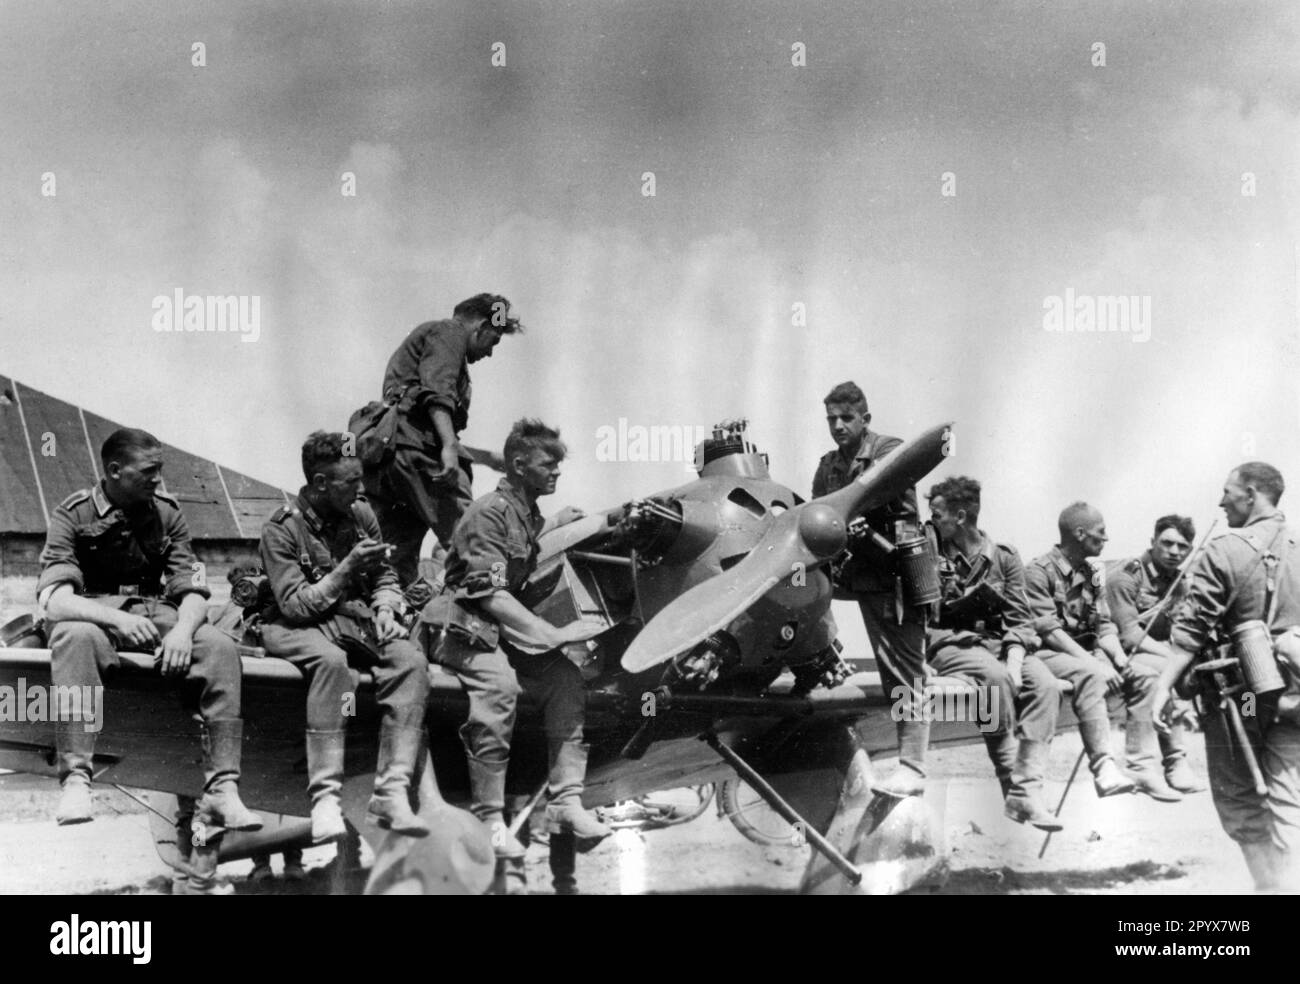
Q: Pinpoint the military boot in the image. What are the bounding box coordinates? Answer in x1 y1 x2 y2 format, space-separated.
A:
54 723 95 825
196 719 264 832
466 755 525 860
1125 717 1182 802
366 707 431 838
1003 739 1063 831
871 719 929 798
305 729 348 844
544 741 612 853
175 844 234 896
1078 717 1135 797
983 732 1017 798
1161 728 1206 793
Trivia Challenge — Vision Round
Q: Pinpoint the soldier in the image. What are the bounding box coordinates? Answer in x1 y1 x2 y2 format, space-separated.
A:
259 431 431 843
1106 515 1207 794
812 381 934 797
926 477 1062 829
363 293 522 586
418 418 607 862
1155 462 1300 891
1023 503 1137 798
37 428 261 887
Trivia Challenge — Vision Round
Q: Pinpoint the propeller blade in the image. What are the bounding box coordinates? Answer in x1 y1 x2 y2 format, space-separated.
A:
620 423 952 674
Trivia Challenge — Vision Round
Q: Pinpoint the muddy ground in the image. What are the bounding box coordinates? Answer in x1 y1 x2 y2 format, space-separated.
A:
0 726 1257 895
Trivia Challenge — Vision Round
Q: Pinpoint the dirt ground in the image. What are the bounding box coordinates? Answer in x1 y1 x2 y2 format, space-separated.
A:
0 724 1261 895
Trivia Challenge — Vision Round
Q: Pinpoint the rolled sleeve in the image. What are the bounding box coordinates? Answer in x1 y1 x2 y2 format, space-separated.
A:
260 522 345 624
160 507 211 602
1106 568 1145 653
452 508 512 600
1023 562 1064 637
36 506 85 598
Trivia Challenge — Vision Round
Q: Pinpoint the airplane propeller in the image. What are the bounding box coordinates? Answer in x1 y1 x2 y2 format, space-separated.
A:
620 423 953 674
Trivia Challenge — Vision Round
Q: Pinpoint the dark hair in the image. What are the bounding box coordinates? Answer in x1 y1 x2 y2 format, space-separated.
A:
1233 461 1285 505
454 293 523 334
1058 501 1097 541
227 559 263 583
300 431 350 482
1153 514 1195 543
503 418 566 469
928 476 981 523
100 427 162 468
823 381 868 416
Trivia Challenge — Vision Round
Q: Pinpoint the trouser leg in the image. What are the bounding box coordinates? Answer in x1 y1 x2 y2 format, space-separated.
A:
1004 655 1061 825
366 639 432 837
929 641 1016 791
859 594 929 796
47 620 115 825
375 448 473 587
1121 660 1181 801
512 650 611 850
1038 650 1134 797
261 623 355 842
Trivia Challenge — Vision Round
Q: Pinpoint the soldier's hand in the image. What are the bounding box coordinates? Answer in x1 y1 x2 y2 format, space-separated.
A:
439 444 461 480
158 628 193 677
1095 656 1124 696
343 538 391 574
373 606 407 642
553 617 606 647
553 506 586 528
113 611 162 650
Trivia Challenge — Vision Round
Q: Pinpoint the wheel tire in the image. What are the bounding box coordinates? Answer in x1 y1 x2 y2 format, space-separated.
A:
719 778 799 847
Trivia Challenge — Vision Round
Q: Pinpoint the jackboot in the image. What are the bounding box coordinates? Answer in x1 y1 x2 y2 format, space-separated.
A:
983 732 1016 798
176 844 234 896
55 724 95 825
1078 716 1135 797
306 729 348 844
366 708 431 837
466 755 525 859
196 719 263 832
545 741 611 853
1003 740 1063 831
1125 717 1182 802
871 719 929 798
1161 729 1206 793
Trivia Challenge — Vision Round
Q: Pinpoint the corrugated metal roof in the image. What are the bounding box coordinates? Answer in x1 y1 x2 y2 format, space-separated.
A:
0 376 290 538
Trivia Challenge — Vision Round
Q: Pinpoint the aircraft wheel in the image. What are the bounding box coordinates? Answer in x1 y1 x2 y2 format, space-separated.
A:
718 778 799 847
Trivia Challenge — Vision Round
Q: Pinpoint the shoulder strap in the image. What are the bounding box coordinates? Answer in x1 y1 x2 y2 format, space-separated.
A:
1265 529 1293 627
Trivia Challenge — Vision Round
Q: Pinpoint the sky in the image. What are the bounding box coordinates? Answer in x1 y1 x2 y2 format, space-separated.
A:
2 0 1299 577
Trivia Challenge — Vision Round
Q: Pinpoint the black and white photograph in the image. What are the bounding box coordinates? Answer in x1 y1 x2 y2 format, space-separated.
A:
0 0 1295 934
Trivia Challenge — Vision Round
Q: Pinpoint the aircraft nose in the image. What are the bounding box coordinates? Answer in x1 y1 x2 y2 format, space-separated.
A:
798 503 847 560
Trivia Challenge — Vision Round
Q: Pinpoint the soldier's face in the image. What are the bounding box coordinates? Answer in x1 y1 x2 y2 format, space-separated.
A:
1220 473 1253 528
928 495 963 543
825 403 868 450
1077 517 1108 558
1151 527 1191 572
516 448 562 498
107 446 163 507
314 457 364 515
467 325 503 363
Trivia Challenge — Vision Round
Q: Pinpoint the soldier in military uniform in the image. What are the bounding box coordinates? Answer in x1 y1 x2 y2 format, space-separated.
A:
1156 462 1300 891
37 429 262 879
926 477 1062 829
259 431 431 843
418 419 607 860
812 381 934 797
1024 502 1137 798
1106 514 1206 795
363 293 522 587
